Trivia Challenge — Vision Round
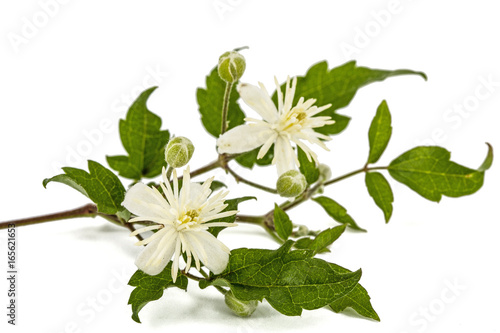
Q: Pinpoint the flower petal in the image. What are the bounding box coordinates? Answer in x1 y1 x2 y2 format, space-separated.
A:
184 231 230 275
135 227 177 276
237 82 279 123
273 135 296 175
123 183 171 219
188 182 210 209
217 124 275 154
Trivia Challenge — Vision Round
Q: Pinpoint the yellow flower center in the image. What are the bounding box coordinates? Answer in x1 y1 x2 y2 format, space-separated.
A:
279 107 307 132
178 209 200 227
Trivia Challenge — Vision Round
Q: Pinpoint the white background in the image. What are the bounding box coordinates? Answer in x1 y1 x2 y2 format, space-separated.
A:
1 1 499 332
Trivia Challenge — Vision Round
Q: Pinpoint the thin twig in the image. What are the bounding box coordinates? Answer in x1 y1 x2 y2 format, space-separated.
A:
226 164 278 194
236 214 265 224
261 165 390 233
199 268 228 295
181 270 204 282
124 223 144 242
0 203 98 230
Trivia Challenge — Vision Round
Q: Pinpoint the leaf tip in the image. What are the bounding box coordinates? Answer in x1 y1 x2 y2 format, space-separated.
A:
478 142 494 172
418 71 428 81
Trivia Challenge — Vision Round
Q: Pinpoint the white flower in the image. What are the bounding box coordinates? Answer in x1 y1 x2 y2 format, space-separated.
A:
217 76 334 175
123 166 237 281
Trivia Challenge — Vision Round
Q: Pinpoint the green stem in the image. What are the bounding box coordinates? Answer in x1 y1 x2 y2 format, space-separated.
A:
323 165 388 187
253 165 390 238
236 214 265 224
262 221 284 244
181 270 204 282
282 165 389 213
220 82 233 135
166 166 174 180
226 165 278 194
199 269 228 295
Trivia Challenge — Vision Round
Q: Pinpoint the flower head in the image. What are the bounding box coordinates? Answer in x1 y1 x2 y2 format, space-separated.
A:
217 76 334 175
123 166 237 281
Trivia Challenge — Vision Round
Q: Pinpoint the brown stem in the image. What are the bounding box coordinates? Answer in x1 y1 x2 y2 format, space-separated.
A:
187 154 238 179
0 203 98 229
124 223 144 242
181 270 204 282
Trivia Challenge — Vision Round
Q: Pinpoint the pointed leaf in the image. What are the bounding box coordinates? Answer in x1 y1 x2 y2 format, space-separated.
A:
274 204 293 240
203 241 362 316
388 144 493 202
235 145 274 169
209 180 227 192
274 60 426 135
293 237 314 249
312 196 366 232
196 67 246 137
328 263 380 321
308 225 347 253
365 172 394 223
208 196 256 237
128 262 188 323
367 100 392 164
107 87 170 180
478 142 494 171
298 146 319 184
43 160 126 215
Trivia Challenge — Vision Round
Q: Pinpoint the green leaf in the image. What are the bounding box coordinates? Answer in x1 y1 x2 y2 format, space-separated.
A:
236 61 425 169
197 67 246 137
128 262 188 323
274 204 293 240
365 172 394 223
298 146 319 184
107 87 170 180
203 241 362 316
367 100 392 164
276 60 426 136
208 196 256 237
209 180 227 192
388 144 493 202
478 142 494 171
293 237 313 249
43 160 126 215
312 196 366 232
235 145 275 169
308 225 347 253
328 263 380 321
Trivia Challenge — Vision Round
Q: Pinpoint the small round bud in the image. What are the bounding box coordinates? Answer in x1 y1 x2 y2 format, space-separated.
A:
225 290 258 317
218 51 246 83
276 170 307 198
318 163 332 182
295 225 310 237
165 137 194 168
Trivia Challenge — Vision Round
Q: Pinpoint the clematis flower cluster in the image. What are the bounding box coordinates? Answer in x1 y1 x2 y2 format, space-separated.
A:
217 76 335 175
123 166 238 281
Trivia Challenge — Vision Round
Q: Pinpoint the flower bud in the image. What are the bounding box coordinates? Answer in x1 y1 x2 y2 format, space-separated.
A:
225 290 258 317
318 163 332 182
165 137 194 168
276 170 307 198
295 225 310 237
218 51 246 83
